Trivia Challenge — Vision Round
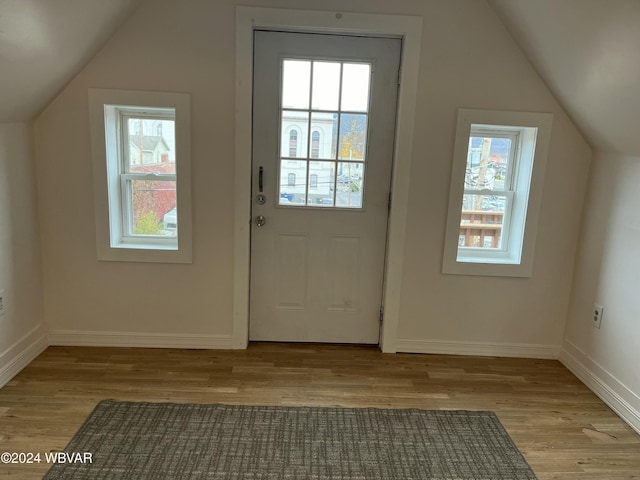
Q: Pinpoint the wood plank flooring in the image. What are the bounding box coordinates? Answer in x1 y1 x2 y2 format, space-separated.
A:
0 343 639 479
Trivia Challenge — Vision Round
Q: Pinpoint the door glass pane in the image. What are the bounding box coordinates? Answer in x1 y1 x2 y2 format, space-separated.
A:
338 114 367 161
129 179 177 237
306 161 335 206
465 136 513 191
281 111 309 158
279 161 307 205
341 63 371 112
336 162 364 208
459 194 506 249
311 61 341 111
279 58 373 209
282 60 310 109
127 118 176 174
310 112 338 160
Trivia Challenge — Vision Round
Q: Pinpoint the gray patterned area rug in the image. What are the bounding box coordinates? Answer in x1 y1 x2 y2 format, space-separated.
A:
44 400 537 479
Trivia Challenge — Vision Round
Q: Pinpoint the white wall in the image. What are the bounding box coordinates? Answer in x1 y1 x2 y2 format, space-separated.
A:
390 1 591 356
0 123 47 386
34 0 590 353
562 152 640 432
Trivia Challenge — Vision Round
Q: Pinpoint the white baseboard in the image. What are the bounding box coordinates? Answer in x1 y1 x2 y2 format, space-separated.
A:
560 341 640 435
0 324 48 388
48 329 234 350
395 338 560 359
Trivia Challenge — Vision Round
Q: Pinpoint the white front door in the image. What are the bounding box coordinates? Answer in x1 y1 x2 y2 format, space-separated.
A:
250 31 401 344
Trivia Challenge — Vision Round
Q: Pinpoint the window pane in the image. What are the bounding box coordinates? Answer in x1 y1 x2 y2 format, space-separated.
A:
282 60 310 109
465 136 512 191
341 63 371 112
338 114 367 161
306 161 335 206
127 118 176 174
276 59 371 211
312 61 340 110
130 179 177 237
459 194 506 249
310 112 337 159
336 162 364 208
281 111 309 158
279 161 307 205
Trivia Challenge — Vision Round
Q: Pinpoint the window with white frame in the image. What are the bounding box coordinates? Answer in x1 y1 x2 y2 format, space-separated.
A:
88 89 192 263
118 109 177 239
442 109 552 277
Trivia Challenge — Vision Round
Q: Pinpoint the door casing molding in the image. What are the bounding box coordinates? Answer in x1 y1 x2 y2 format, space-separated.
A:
234 6 423 352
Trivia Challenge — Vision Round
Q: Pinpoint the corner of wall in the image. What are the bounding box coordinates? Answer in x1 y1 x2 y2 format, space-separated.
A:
560 151 640 435
0 122 47 388
0 324 48 388
560 340 640 435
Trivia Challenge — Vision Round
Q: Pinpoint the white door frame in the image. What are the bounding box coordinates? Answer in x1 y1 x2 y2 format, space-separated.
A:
234 6 423 352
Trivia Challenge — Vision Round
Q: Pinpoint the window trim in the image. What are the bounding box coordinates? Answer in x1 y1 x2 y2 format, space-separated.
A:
442 109 552 277
88 88 192 263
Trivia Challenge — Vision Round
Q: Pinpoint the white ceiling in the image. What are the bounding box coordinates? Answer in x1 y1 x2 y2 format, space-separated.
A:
490 0 640 157
0 0 142 122
1 0 638 157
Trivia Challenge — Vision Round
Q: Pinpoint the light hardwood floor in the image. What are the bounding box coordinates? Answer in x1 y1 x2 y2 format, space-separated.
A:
1 343 639 479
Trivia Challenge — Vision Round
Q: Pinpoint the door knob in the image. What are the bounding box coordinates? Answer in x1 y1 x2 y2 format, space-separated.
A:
255 215 266 227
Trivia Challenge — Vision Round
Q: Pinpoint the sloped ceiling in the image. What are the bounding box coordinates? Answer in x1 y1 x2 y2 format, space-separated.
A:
1 0 638 157
0 0 142 122
490 0 640 157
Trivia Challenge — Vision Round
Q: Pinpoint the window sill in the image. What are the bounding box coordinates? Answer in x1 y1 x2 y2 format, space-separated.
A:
97 243 191 264
442 257 533 278
456 251 520 265
112 242 178 251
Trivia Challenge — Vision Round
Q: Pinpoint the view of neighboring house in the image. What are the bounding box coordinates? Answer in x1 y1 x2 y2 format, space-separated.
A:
127 120 178 235
129 135 171 166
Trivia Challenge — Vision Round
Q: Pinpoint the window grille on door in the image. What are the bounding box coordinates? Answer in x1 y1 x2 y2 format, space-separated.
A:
279 59 371 209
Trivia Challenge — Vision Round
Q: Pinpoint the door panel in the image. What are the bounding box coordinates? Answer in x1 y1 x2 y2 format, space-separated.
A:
250 31 401 344
327 235 360 312
275 234 309 310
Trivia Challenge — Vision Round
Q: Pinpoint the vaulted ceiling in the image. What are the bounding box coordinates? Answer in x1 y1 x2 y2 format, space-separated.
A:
489 0 640 157
0 0 142 122
1 0 638 157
